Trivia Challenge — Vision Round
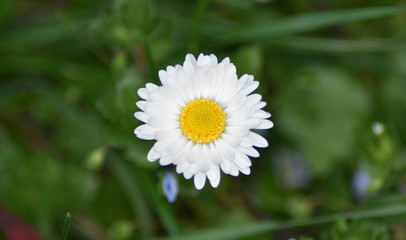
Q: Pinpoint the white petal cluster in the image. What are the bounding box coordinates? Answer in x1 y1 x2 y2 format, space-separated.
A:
134 53 273 190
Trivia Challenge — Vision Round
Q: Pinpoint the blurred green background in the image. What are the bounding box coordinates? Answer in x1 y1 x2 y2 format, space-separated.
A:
1 0 406 239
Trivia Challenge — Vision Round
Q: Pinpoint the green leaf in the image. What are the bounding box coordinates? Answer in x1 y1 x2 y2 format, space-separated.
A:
215 6 406 42
59 212 71 240
150 204 406 240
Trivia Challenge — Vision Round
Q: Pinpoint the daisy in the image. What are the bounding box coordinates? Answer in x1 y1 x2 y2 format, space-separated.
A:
134 53 273 190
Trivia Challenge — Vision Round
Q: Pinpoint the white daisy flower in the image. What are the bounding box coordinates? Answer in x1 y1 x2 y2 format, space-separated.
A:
134 53 273 190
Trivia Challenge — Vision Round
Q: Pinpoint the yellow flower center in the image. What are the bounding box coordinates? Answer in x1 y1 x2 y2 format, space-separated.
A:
180 99 226 144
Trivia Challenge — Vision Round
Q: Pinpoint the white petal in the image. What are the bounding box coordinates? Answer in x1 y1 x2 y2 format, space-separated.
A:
235 74 249 93
136 101 147 110
227 109 253 124
159 156 173 166
253 101 266 110
157 87 184 106
240 167 251 175
240 136 254 147
134 125 155 140
238 146 260 158
145 83 158 92
176 161 190 174
154 129 182 142
225 126 250 137
214 67 238 104
224 94 246 113
207 165 221 188
134 112 148 123
144 102 180 118
188 160 201 176
185 53 197 66
200 67 216 99
194 172 206 190
199 145 211 173
153 140 167 153
171 144 189 165
166 65 177 77
192 68 204 99
248 132 269 148
220 133 241 148
239 81 259 96
148 117 178 129
183 169 193 179
183 60 195 76
234 151 252 168
215 139 235 160
220 160 231 174
252 110 271 119
239 118 262 128
256 120 274 129
209 54 218 65
172 68 194 102
158 70 169 86
147 146 160 162
243 94 262 108
186 144 199 163
208 143 223 165
229 162 239 176
137 88 148 100
221 57 230 64
166 137 188 156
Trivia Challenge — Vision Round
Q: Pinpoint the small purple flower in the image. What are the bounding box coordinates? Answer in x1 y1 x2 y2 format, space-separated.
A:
163 171 178 203
352 168 371 200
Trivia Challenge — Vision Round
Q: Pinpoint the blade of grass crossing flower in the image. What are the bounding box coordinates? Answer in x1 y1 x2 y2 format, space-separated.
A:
59 212 71 240
107 153 154 238
151 204 406 240
216 6 406 42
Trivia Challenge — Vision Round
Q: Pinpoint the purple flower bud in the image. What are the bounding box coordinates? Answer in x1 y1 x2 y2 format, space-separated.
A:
163 171 178 203
352 168 371 200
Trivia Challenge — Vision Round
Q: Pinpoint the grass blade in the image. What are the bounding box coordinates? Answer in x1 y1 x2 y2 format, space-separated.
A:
268 37 406 52
151 204 406 240
107 154 154 238
108 153 179 236
59 212 71 240
215 6 406 42
188 0 210 54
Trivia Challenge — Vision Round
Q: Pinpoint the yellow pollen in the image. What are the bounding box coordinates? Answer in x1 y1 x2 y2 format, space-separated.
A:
180 99 226 144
